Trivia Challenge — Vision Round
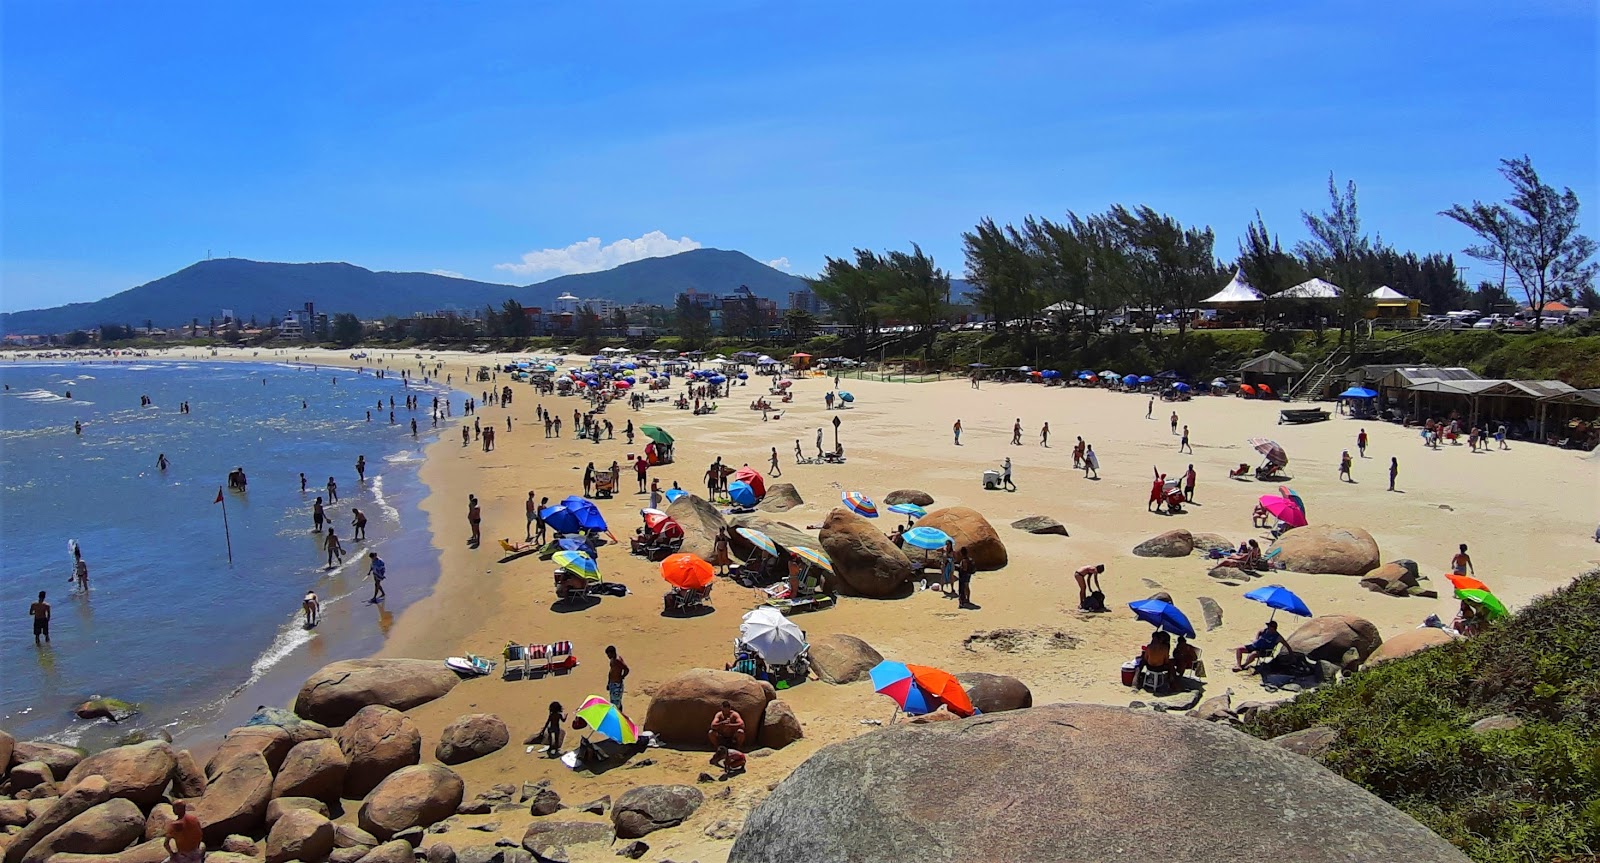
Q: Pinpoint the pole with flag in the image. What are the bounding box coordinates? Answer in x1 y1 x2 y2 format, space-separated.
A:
214 487 233 564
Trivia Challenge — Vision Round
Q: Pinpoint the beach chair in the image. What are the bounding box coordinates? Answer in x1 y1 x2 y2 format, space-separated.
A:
664 584 713 616
526 641 578 678
502 642 529 680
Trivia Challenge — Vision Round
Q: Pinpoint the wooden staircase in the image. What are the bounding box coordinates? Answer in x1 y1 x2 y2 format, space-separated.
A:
1288 320 1450 401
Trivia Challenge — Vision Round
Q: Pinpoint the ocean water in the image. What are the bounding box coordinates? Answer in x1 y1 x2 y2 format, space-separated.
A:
0 360 448 748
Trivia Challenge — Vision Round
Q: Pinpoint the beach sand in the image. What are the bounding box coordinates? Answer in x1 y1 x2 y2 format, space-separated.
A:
76 346 1600 861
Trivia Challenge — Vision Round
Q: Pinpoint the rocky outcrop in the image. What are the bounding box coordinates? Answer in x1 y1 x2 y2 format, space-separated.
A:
1197 596 1223 631
4 775 112 863
727 704 1471 863
915 507 1007 570
1272 727 1338 760
434 714 509 765
884 490 934 507
72 698 138 723
1286 615 1383 670
819 507 914 597
189 752 273 845
756 484 803 513
19 798 143 863
272 738 348 803
643 669 773 748
1009 516 1068 536
0 729 13 773
294 659 461 727
265 807 334 863
1469 715 1523 733
353 840 414 863
1365 627 1455 666
48 839 171 863
664 494 728 561
520 821 613 855
0 800 30 829
208 726 293 777
759 701 803 749
7 762 53 793
141 805 174 843
1189 532 1235 554
611 786 703 839
265 796 329 827
808 634 883 684
11 742 83 778
170 750 206 799
1132 529 1194 558
62 742 175 809
952 673 1032 713
1207 565 1257 583
336 706 422 799
357 765 464 841
1269 525 1381 576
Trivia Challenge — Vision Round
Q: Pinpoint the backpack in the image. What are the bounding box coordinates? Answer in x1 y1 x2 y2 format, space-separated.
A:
1080 590 1108 613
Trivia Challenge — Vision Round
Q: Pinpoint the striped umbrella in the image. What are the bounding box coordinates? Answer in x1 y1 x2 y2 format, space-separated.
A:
903 526 951 551
887 502 927 518
790 546 832 572
736 527 779 556
841 491 878 518
552 551 600 583
574 695 638 744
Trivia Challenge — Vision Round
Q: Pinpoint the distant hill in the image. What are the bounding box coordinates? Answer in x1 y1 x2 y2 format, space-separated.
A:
0 249 809 334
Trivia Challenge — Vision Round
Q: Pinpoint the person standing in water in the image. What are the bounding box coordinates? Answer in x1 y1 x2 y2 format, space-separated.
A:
300 473 307 493
312 496 326 532
72 553 89 593
351 508 368 541
30 591 51 644
356 455 366 481
326 476 339 502
157 453 169 471
368 552 387 601
302 591 320 627
325 528 346 568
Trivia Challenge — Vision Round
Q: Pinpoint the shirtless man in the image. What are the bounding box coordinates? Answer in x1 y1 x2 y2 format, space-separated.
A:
606 645 630 709
467 495 482 547
1450 543 1474 577
1011 418 1022 446
708 700 747 749
30 591 50 644
163 800 204 863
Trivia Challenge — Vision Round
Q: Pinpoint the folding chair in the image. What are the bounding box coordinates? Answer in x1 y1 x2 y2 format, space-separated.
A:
502 642 528 681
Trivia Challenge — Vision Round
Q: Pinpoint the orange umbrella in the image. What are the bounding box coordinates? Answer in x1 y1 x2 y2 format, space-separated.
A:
906 664 976 717
1446 574 1489 592
660 553 714 589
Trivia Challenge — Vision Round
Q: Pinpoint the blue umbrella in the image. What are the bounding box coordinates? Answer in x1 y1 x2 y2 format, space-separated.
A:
1172 382 1192 392
737 372 749 379
663 488 687 504
887 502 927 518
556 536 596 555
539 505 582 536
1139 375 1154 383
839 392 855 402
1128 599 1197 639
1122 374 1139 386
1244 585 1312 619
1339 386 1378 399
727 481 758 507
559 496 609 531
622 362 638 369
903 526 951 550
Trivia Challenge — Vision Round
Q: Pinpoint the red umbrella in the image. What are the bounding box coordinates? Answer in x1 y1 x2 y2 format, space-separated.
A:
1258 495 1307 528
732 466 765 498
1239 383 1256 396
1257 383 1273 396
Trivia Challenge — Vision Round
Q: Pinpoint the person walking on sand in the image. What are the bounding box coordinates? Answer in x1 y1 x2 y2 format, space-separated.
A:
525 491 538 540
1083 444 1099 479
583 462 596 498
356 455 366 481
30 591 51 644
936 539 955 593
1496 423 1508 450
768 447 781 477
953 419 962 446
1011 418 1022 446
1388 457 1398 491
1073 436 1084 468
793 439 803 463
303 591 320 627
1001 457 1016 491
1179 425 1192 454
605 645 629 709
816 428 824 459
1170 411 1179 434
162 800 204 863
325 528 346 568
368 552 387 602
1147 397 1153 419
462 426 469 447
1450 544 1474 577
1357 429 1368 458
312 497 326 532
533 497 549 545
467 495 482 547
1339 450 1354 483
351 508 368 541
1039 422 1050 447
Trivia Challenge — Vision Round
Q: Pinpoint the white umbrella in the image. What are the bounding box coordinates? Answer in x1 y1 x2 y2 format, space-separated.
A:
738 607 808 664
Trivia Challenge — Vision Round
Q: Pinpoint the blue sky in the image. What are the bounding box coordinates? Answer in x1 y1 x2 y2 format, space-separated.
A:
3 0 1595 311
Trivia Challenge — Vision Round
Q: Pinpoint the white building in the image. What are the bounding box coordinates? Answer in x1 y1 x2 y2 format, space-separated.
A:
552 292 616 317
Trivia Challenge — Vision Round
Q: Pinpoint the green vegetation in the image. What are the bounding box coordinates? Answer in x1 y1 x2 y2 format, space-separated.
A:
1246 570 1600 863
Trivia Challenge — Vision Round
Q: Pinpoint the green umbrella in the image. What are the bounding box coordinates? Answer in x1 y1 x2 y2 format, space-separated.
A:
1454 587 1508 620
641 425 673 445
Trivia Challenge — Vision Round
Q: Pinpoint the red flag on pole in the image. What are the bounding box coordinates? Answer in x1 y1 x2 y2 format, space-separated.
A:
214 488 224 504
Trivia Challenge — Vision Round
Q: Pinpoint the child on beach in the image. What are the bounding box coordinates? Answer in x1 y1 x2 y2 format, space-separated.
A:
368 552 387 601
325 528 345 568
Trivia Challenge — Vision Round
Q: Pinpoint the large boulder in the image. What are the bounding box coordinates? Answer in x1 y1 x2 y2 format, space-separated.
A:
759 701 803 749
246 707 333 746
643 669 774 748
357 765 464 841
434 714 509 765
611 786 703 839
140 805 174 843
20 798 143 863
952 673 1032 713
336 705 422 799
11 742 83 778
728 514 819 560
272 738 348 803
189 752 273 845
0 800 29 828
1009 516 1068 536
266 796 329 827
819 507 914 597
171 750 206 799
1189 532 1235 554
1286 615 1383 670
809 634 882 685
1365 628 1455 667
1360 561 1421 596
265 807 334 863
884 490 934 507
756 484 803 513
62 741 175 808
0 729 13 773
207 725 293 777
49 839 170 863
1268 525 1381 576
354 840 414 863
1132 529 1194 558
294 659 461 727
7 762 54 793
664 494 728 561
72 698 139 723
727 704 1470 863
520 821 613 855
4 775 111 863
915 507 1007 570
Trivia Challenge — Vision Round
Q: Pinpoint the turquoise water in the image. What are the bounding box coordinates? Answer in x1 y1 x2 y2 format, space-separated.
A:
0 359 449 747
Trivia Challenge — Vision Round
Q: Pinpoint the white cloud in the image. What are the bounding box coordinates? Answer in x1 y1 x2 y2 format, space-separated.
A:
765 257 792 272
495 231 702 277
430 269 465 279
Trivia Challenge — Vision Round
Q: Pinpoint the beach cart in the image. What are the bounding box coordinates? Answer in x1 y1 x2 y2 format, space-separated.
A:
592 468 618 499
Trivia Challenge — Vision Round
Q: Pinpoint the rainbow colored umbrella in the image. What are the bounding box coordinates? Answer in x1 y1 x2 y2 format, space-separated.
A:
1455 587 1509 619
552 551 600 582
842 491 878 518
735 527 778 556
869 661 977 718
887 502 927 518
660 553 715 589
790 546 832 572
574 695 638 744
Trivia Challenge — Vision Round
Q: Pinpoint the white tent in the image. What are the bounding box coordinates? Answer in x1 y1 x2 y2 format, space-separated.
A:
1369 285 1410 300
1278 278 1341 300
1201 270 1264 305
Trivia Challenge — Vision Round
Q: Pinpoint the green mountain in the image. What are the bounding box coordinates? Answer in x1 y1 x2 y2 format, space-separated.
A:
0 248 809 335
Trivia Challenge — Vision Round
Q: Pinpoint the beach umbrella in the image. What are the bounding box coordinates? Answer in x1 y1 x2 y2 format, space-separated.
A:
737 372 748 379
1454 587 1509 619
559 496 609 531
622 362 637 369
841 491 878 517
869 661 977 717
1140 375 1155 384
1277 486 1307 518
1211 378 1227 388
1244 584 1312 619
641 426 673 445
777 380 792 389
663 488 688 504
641 508 671 528
1258 495 1307 528
1257 383 1273 396
839 391 854 402
732 466 765 498
573 695 638 744
903 526 951 551
1128 598 1197 639
1123 374 1139 386
1238 383 1256 396
1172 382 1192 392
1446 574 1490 593
789 546 832 572
790 352 812 359
727 481 758 508
539 505 583 536
739 607 809 664
1248 437 1288 466
614 380 632 389
735 527 779 557
1100 370 1117 378
887 502 927 518
659 553 715 589
552 550 600 582
1339 386 1378 399
968 362 989 368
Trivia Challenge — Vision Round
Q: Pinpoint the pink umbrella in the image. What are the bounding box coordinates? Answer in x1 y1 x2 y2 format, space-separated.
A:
1258 495 1306 528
